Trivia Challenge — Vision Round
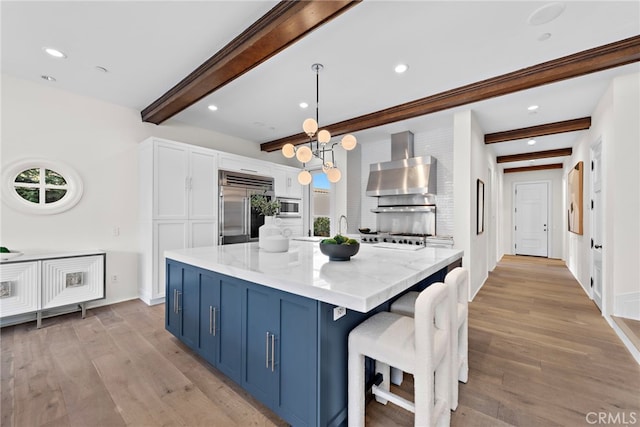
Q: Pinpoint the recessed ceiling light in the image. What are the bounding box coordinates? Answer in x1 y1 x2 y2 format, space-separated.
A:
538 33 552 41
528 139 536 146
527 2 566 26
207 105 218 112
95 66 109 73
299 102 309 109
394 64 409 74
43 47 67 59
41 75 56 82
527 105 539 111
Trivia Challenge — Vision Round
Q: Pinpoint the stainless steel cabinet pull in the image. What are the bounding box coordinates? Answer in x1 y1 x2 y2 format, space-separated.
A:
176 291 181 312
209 306 213 335
213 307 217 336
265 332 270 368
173 289 178 314
271 333 275 372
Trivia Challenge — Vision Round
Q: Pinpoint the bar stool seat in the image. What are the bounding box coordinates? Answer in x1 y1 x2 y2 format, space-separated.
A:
390 267 469 411
348 282 451 427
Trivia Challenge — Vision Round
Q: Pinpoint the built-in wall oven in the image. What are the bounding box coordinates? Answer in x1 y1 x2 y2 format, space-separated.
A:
219 170 274 245
276 197 301 218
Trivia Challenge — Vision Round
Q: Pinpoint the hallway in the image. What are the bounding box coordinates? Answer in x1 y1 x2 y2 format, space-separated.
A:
368 255 640 426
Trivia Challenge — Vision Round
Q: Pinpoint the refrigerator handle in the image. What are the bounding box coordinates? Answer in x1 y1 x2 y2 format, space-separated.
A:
244 197 250 235
219 194 224 244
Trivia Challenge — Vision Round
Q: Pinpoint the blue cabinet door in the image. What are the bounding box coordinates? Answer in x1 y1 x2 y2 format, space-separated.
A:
243 283 278 406
216 276 243 383
276 292 318 427
199 271 219 367
165 260 183 337
181 267 200 350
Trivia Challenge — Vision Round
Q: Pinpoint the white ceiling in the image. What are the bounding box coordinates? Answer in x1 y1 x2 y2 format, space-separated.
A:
2 1 639 169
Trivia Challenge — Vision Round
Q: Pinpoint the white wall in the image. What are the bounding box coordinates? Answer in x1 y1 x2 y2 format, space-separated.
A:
565 72 640 320
453 110 497 299
501 169 564 259
0 74 291 307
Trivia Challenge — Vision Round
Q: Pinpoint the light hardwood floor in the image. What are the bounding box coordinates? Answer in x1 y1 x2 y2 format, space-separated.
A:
2 255 639 426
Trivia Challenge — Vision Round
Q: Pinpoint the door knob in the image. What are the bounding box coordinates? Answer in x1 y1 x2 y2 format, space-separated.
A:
595 244 602 249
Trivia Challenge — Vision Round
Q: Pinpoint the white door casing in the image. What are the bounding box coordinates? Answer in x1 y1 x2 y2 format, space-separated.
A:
591 141 603 311
514 182 549 257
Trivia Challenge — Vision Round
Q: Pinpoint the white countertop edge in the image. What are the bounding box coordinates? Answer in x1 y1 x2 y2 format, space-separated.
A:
0 249 106 263
165 247 463 313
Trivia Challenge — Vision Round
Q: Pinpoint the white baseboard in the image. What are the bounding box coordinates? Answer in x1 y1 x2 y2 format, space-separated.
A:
606 316 640 365
614 292 640 320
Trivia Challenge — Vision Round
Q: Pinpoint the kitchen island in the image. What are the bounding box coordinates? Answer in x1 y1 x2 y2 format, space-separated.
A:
165 241 462 427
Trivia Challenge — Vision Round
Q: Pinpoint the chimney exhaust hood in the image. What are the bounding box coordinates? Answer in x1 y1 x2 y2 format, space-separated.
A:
365 131 437 197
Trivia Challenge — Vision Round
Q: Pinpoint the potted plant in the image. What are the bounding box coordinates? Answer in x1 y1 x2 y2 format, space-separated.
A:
251 195 289 252
250 194 280 216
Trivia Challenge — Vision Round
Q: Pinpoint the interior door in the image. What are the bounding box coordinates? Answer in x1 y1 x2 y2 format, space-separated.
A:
514 182 548 257
591 142 603 311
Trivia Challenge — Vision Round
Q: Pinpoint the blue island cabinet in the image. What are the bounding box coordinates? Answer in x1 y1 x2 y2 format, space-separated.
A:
166 258 449 427
165 259 318 426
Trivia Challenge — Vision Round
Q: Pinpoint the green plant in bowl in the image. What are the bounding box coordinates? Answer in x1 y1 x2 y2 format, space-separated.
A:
319 234 360 261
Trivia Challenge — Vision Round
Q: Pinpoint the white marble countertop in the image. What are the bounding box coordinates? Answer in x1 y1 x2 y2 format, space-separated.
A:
165 242 463 313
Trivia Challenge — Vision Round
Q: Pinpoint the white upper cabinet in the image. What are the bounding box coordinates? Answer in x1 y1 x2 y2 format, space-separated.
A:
273 165 303 199
218 153 272 178
149 140 217 220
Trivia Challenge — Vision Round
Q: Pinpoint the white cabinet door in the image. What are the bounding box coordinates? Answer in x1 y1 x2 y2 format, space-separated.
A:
41 256 105 310
189 220 216 248
154 221 189 299
189 149 217 219
274 166 302 198
155 142 189 219
0 261 40 317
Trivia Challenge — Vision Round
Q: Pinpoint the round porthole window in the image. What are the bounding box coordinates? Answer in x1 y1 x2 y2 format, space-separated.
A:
2 159 83 214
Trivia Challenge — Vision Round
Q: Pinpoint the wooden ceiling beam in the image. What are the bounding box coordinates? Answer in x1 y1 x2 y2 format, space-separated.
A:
141 0 361 125
484 117 591 144
504 164 564 173
497 148 572 163
261 35 640 152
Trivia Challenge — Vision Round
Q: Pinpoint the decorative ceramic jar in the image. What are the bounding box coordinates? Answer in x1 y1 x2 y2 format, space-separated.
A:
259 216 291 253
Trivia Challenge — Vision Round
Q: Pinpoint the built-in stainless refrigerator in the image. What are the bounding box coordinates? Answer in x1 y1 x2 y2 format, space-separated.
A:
219 170 274 245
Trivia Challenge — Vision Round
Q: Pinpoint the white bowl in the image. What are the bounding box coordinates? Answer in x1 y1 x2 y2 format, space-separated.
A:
0 251 23 260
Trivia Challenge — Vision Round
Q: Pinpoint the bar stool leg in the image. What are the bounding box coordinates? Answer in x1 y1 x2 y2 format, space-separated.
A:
348 347 366 426
374 361 390 404
390 366 403 386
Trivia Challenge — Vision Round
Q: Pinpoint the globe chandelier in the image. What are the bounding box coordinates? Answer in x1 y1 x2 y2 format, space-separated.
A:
282 63 357 185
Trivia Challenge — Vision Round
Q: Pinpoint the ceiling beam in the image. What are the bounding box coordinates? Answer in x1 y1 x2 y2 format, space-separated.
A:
503 164 564 173
261 35 640 152
497 148 572 164
141 0 361 125
484 117 591 144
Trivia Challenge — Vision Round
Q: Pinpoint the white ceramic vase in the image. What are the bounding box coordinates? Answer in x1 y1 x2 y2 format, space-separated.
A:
259 216 290 253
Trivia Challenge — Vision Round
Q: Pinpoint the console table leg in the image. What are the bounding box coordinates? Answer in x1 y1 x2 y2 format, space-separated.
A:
80 303 86 319
36 311 42 329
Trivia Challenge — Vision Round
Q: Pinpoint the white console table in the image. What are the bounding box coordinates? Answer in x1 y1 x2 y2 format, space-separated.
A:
0 250 105 328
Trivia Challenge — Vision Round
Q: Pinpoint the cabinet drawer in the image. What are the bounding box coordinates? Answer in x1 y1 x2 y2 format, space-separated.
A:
0 261 40 317
41 255 105 309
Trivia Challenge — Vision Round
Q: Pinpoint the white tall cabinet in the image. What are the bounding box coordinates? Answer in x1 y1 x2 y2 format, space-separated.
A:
139 138 218 305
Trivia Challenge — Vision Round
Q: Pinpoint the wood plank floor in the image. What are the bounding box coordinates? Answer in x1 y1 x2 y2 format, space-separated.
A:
1 255 639 426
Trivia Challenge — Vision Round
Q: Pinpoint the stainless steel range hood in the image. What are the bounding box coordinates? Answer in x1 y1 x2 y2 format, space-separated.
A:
366 131 437 196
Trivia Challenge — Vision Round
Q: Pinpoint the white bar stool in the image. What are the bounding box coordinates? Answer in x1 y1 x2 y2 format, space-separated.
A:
348 282 451 427
389 267 469 410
